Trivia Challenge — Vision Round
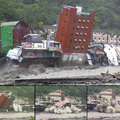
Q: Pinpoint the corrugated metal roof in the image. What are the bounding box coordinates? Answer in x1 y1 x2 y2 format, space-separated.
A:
43 25 56 29
1 21 20 26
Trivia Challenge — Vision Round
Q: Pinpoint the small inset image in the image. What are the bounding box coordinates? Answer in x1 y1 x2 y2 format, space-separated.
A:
0 86 34 120
35 86 87 120
88 86 120 120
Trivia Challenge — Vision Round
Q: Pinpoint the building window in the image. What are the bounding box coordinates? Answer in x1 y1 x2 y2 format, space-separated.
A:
73 46 75 50
60 40 62 42
87 20 89 24
74 20 76 23
66 14 67 16
93 32 96 35
98 33 100 36
74 39 77 43
15 24 20 29
64 20 66 23
70 39 72 43
62 34 63 36
51 29 54 33
81 26 84 30
16 32 18 35
94 37 96 40
8 32 11 35
75 33 78 36
80 33 82 37
79 39 81 43
81 46 84 50
82 20 85 24
84 33 87 37
71 33 73 36
77 26 79 30
77 46 80 50
78 19 81 23
85 27 88 31
72 26 74 30
83 39 86 44
63 27 65 29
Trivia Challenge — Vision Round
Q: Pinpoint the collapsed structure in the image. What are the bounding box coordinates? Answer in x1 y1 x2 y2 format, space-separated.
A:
0 91 32 112
44 102 82 114
88 89 120 113
87 43 120 66
36 90 82 114
0 91 15 110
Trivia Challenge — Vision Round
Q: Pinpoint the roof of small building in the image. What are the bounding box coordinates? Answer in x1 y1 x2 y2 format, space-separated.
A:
93 29 116 34
99 89 115 95
93 29 104 33
43 25 56 29
1 21 29 27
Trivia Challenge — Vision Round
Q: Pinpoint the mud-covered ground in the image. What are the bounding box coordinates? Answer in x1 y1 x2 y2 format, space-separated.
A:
0 118 33 120
0 61 120 85
88 111 120 120
36 112 86 120
0 112 34 120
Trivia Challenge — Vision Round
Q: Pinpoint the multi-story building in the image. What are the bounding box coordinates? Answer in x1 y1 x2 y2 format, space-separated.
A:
56 5 95 53
43 25 57 40
55 5 95 63
1 21 30 53
96 89 116 101
47 90 65 101
93 29 120 45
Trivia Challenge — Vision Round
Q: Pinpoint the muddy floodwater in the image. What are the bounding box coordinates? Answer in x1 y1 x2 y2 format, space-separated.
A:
0 64 120 85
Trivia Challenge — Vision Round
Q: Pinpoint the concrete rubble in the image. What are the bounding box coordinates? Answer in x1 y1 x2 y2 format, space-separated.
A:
44 104 82 114
87 44 120 66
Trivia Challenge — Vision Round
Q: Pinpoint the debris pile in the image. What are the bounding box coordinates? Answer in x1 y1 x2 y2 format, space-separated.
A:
88 94 120 113
87 44 120 66
44 102 82 114
0 91 15 110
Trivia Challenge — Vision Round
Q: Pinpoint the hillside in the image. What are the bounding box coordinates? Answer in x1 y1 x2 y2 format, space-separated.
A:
0 0 120 30
88 86 120 95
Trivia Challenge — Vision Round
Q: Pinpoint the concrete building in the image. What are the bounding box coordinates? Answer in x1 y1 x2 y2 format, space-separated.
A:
36 90 81 104
1 21 30 53
55 5 95 63
47 90 65 101
98 89 117 100
93 29 120 45
43 25 57 40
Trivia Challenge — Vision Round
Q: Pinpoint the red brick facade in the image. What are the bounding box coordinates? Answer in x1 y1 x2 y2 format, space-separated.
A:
56 5 95 53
